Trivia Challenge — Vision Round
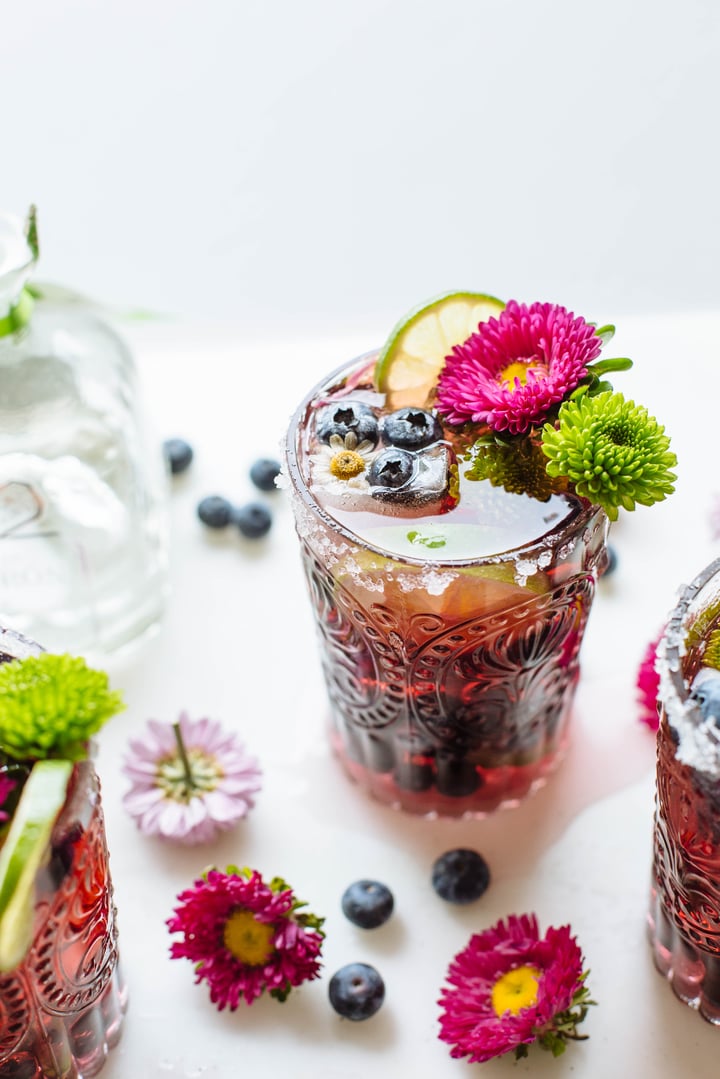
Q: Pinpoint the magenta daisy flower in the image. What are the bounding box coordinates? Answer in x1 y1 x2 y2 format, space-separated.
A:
122 711 262 844
436 301 602 434
438 913 593 1063
637 631 663 732
0 773 16 823
167 866 325 1008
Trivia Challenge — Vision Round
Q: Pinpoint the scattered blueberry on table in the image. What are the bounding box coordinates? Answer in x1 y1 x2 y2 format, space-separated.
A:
328 962 385 1020
341 880 394 929
431 848 491 905
249 457 281 492
163 437 194 475
196 495 234 529
234 502 273 539
600 544 618 578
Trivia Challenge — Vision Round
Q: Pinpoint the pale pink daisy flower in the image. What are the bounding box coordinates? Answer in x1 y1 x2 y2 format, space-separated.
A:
436 300 601 434
122 711 261 844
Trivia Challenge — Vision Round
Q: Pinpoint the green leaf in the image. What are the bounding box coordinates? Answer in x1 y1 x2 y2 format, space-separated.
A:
25 206 39 262
588 356 633 376
594 323 615 345
407 530 446 550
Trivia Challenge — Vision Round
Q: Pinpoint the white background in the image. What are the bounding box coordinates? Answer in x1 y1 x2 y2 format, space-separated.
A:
4 0 720 334
4 4 720 1076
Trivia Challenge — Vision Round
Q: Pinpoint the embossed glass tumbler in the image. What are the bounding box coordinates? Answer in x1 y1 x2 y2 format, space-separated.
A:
649 557 720 1023
285 353 609 816
0 630 126 1078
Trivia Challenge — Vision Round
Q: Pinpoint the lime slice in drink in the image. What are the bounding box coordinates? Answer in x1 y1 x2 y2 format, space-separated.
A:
374 291 505 409
0 758 73 972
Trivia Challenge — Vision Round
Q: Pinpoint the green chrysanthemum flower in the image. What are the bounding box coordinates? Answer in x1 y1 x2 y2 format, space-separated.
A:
540 391 677 521
0 654 124 762
465 436 566 501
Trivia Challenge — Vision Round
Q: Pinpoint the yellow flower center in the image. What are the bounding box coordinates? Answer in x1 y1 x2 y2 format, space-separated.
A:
222 909 274 966
329 449 366 480
156 748 222 803
490 965 541 1017
499 360 538 388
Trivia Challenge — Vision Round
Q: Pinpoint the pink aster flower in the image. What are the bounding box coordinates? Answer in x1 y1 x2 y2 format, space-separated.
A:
637 631 663 732
436 301 602 434
122 711 261 845
0 773 16 823
438 913 593 1063
167 866 325 1008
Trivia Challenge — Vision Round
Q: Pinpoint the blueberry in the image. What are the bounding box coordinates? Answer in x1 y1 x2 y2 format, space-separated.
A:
368 448 415 489
328 963 385 1021
234 501 272 539
690 668 720 724
316 401 379 447
341 880 394 929
381 408 442 449
431 848 491 904
600 545 618 578
250 458 281 492
163 438 194 475
197 495 233 529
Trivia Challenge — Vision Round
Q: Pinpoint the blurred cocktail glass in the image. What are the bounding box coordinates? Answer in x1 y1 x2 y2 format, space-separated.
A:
0 628 125 1077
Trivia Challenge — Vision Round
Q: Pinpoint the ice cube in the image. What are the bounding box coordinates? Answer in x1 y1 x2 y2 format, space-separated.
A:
370 444 453 510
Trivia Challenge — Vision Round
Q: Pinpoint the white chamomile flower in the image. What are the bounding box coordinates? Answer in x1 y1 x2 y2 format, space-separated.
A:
309 432 377 492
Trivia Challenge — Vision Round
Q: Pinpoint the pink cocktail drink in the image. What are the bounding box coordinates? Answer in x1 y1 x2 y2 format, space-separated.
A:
285 353 608 815
0 630 125 1077
649 558 720 1022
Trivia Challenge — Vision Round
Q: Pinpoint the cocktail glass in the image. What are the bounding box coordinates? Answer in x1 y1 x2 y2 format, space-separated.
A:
285 353 609 816
649 557 720 1022
0 628 126 1078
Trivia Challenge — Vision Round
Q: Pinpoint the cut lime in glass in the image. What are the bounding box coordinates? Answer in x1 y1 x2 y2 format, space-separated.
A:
0 758 73 972
374 291 505 409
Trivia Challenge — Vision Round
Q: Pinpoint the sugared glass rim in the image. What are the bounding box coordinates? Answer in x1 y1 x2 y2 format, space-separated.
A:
660 556 720 716
284 350 607 569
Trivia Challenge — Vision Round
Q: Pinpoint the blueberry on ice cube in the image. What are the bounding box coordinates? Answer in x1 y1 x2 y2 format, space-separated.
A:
369 444 452 506
197 495 233 528
341 880 394 929
690 667 720 724
316 401 379 447
381 408 442 449
369 448 415 489
163 437 194 475
328 963 385 1020
431 848 491 904
249 458 281 492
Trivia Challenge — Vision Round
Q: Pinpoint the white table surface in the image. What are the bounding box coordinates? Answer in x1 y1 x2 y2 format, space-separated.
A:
92 312 720 1078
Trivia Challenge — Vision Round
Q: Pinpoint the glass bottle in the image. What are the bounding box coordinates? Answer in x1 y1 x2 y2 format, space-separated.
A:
0 209 169 657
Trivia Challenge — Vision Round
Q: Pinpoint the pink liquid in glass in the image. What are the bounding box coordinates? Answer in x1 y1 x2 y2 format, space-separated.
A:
286 354 608 816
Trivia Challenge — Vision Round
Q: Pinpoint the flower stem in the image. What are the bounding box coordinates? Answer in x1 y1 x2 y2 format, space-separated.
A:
172 722 196 793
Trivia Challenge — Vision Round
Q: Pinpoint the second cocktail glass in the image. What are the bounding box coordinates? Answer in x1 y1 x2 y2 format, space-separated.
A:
649 557 720 1023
